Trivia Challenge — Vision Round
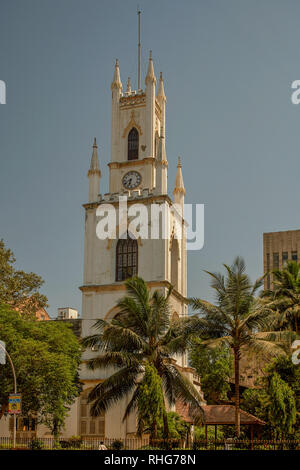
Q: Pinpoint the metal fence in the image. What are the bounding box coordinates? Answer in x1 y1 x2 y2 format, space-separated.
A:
0 436 149 450
0 436 299 450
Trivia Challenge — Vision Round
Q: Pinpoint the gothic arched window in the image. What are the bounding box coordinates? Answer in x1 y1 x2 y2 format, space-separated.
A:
116 235 138 281
128 128 139 160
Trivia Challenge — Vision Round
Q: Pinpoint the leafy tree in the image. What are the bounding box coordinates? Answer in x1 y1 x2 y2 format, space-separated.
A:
0 304 81 436
190 257 290 437
157 412 190 439
242 356 299 439
82 277 204 438
0 240 47 315
267 372 296 436
190 342 232 403
262 261 300 333
137 363 164 437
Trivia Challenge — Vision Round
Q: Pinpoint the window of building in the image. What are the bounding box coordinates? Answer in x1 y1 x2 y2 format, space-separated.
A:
79 394 105 437
292 251 298 262
273 252 279 269
282 251 288 267
128 127 139 160
116 236 138 281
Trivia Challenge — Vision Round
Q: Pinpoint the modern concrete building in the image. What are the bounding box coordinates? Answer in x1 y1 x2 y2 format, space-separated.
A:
263 229 300 289
57 307 79 320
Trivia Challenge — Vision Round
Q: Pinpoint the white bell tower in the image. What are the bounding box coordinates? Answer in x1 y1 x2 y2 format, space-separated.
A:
77 38 204 439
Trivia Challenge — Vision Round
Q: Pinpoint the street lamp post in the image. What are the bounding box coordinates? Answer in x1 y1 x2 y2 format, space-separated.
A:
0 342 17 449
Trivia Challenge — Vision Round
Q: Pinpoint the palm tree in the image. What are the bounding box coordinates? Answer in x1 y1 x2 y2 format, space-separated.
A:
189 257 289 437
82 277 204 438
262 260 300 333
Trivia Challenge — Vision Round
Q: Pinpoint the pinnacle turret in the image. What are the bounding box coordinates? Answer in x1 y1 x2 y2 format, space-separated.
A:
89 137 101 174
145 51 156 85
157 72 166 102
111 59 122 90
88 138 101 203
173 157 185 195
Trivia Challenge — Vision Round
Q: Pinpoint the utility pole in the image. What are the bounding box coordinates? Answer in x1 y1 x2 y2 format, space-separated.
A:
0 342 17 449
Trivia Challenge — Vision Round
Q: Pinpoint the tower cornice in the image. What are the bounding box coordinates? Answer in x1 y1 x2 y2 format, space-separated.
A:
108 156 155 169
79 280 189 304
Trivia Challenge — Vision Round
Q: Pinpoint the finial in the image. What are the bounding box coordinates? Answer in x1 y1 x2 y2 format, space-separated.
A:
88 136 101 175
173 156 185 196
145 50 156 85
157 71 166 101
111 58 122 90
126 77 132 93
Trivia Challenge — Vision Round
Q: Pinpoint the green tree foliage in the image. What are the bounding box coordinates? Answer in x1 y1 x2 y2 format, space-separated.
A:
242 356 298 438
262 260 300 333
82 277 204 438
0 240 47 315
157 412 190 439
267 372 296 436
137 363 164 437
0 305 81 436
189 257 290 436
190 342 232 403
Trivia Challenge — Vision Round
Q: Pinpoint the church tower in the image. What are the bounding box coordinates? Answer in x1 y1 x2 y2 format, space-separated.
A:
77 52 203 440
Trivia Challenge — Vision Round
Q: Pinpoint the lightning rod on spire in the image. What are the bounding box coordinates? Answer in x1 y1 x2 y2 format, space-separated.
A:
137 7 141 92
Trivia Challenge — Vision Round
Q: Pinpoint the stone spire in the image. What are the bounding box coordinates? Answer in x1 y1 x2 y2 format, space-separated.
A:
173 157 185 196
157 72 166 102
145 51 156 85
88 138 101 202
89 138 101 173
111 59 122 90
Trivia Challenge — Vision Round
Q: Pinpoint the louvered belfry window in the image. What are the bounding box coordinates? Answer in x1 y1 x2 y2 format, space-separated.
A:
128 128 139 160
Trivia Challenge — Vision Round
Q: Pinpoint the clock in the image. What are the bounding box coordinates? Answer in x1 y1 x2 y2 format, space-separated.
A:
122 171 142 189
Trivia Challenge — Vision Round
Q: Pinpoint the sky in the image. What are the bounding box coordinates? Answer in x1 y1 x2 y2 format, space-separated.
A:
1 0 300 317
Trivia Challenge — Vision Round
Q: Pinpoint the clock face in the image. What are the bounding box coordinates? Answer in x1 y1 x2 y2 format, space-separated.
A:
122 171 142 189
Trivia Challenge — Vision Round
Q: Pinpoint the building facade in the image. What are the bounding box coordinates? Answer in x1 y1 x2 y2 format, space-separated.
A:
263 229 300 289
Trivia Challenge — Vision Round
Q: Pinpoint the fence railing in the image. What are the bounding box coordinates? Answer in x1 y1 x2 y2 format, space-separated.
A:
0 436 149 450
0 436 299 450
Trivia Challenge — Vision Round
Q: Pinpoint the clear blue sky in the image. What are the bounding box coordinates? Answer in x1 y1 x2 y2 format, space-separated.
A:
1 0 300 317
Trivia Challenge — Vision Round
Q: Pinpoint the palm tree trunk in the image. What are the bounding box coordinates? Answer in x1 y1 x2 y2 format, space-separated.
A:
151 420 157 440
234 347 240 437
163 410 169 439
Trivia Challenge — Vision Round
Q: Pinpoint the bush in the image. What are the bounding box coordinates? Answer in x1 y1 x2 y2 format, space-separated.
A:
29 438 44 450
151 439 181 450
68 436 83 449
111 440 124 450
